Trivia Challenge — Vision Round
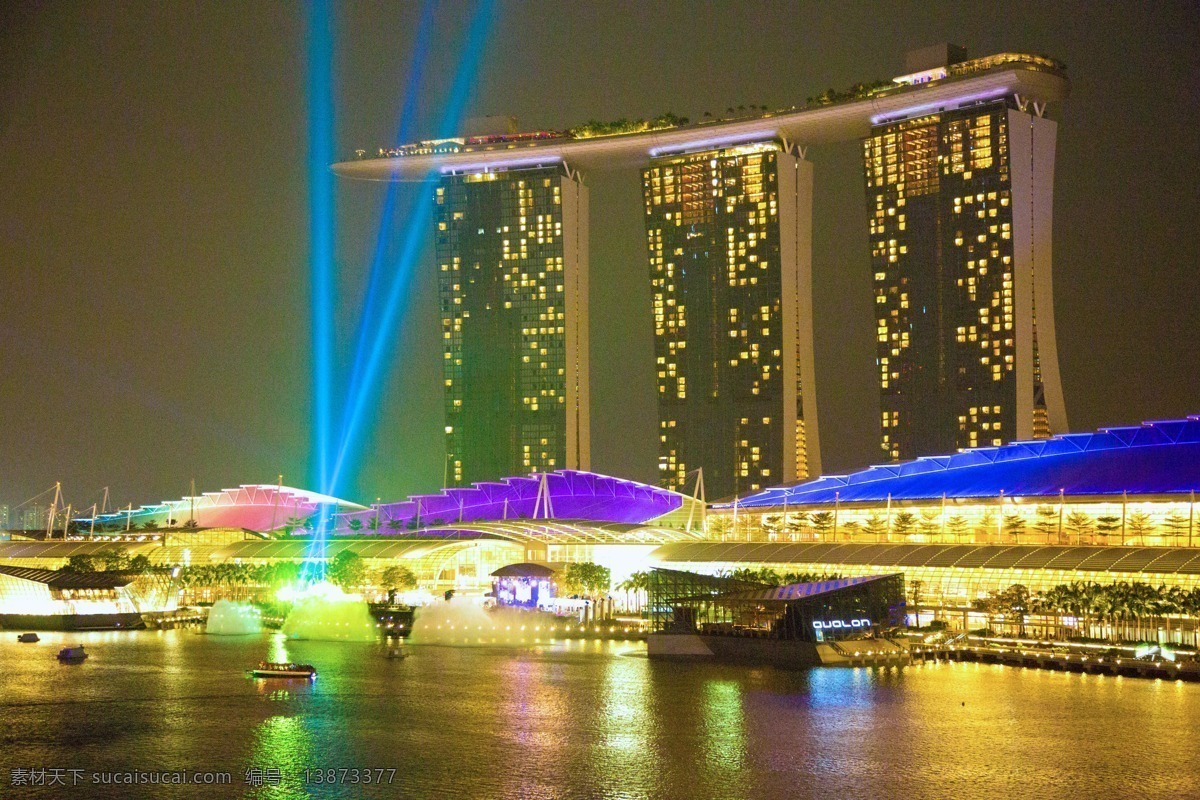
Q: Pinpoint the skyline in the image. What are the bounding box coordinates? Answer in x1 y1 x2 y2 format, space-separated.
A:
2 2 1198 509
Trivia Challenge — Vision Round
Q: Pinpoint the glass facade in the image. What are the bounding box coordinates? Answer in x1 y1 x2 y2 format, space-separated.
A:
435 167 588 485
865 100 1051 460
649 568 905 641
643 143 815 499
706 497 1199 549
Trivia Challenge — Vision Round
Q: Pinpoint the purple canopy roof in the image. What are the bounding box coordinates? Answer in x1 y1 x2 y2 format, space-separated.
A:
336 470 683 533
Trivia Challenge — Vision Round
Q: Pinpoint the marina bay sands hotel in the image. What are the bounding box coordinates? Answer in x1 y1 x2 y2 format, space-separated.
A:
334 46 1070 500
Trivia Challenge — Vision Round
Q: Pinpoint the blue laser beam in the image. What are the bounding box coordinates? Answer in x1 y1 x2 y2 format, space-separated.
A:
307 0 336 495
334 0 437 465
329 0 496 496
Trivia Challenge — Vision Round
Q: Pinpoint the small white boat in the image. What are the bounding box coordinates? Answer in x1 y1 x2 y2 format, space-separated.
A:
17 633 39 643
57 645 87 662
384 646 408 659
249 661 317 679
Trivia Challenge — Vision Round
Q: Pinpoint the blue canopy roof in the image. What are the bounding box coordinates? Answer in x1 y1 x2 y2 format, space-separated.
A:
726 416 1200 507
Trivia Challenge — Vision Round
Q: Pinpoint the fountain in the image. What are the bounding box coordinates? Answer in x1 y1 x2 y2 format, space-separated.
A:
279 581 378 642
409 597 568 646
205 600 264 635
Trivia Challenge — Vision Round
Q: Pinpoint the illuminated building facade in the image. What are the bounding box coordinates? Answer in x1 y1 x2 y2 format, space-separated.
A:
671 416 1200 631
865 95 1066 460
436 166 590 484
643 143 820 500
0 566 175 630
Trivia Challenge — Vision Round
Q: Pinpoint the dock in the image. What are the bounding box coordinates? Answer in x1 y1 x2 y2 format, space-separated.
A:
910 642 1200 681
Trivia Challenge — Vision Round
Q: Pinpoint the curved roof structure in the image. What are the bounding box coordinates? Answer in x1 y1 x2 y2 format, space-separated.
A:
383 520 699 545
0 565 140 590
726 416 1200 508
211 539 487 562
336 470 691 532
492 563 557 579
88 485 364 532
0 540 156 561
653 541 1200 576
334 55 1067 180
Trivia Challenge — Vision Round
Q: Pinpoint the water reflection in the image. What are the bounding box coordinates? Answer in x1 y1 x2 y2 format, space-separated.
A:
244 715 313 800
700 680 746 798
599 648 654 769
2 633 1200 799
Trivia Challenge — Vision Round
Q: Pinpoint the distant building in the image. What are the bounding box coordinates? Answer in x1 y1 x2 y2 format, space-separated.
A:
0 505 9 530
436 166 590 484
20 505 47 531
642 142 820 499
865 48 1067 460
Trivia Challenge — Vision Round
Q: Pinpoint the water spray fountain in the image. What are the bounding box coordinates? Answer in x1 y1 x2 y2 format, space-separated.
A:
409 596 565 647
278 581 378 642
205 600 264 635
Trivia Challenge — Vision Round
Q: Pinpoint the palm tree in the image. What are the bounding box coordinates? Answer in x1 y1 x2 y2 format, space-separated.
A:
1003 512 1027 544
863 513 887 542
1095 515 1121 545
1063 510 1095 546
1032 505 1059 543
1127 512 1155 546
946 515 970 542
918 508 940 537
997 584 1032 637
1162 511 1191 545
892 511 917 540
971 594 999 634
808 511 832 540
617 571 651 614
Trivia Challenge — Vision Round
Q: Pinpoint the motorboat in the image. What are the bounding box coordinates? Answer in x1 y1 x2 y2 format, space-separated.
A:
56 645 88 662
249 661 317 679
384 646 408 659
17 633 39 643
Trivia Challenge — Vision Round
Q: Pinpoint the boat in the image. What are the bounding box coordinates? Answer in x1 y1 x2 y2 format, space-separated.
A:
17 633 39 643
384 646 408 659
56 645 88 662
249 661 317 679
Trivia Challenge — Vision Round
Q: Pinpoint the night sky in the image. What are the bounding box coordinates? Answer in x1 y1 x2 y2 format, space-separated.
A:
1 1 1197 513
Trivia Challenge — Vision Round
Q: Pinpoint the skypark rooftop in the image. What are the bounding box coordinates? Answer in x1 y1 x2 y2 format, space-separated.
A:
334 52 1066 180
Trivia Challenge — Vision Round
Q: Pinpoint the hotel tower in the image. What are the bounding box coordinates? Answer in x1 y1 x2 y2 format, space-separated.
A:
643 143 820 500
434 166 590 485
865 49 1067 460
336 46 1068 484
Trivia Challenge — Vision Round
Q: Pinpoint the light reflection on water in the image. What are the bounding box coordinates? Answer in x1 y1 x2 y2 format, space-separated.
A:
1 630 1199 799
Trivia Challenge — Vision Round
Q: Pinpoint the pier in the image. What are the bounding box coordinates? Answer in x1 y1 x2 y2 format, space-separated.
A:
910 641 1200 681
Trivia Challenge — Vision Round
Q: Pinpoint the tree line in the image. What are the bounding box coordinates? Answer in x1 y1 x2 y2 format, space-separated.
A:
970 580 1200 642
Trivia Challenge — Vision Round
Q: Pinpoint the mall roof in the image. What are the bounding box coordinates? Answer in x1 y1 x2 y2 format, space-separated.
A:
334 55 1066 179
491 563 558 579
653 542 1200 576
716 574 901 603
726 416 1200 507
0 540 153 560
0 565 139 589
338 470 692 532
88 485 364 532
211 539 487 562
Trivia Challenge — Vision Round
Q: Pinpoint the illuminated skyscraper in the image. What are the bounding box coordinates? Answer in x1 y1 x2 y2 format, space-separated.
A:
643 142 820 500
865 91 1067 460
435 166 590 485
